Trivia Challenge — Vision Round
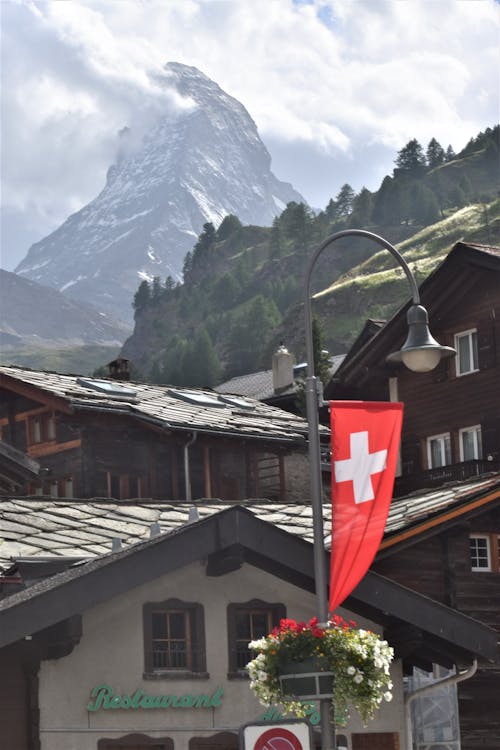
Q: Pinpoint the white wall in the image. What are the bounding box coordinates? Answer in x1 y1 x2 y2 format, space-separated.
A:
38 561 404 750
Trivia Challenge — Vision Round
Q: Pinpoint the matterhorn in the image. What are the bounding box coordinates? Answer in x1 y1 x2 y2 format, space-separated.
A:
16 63 304 321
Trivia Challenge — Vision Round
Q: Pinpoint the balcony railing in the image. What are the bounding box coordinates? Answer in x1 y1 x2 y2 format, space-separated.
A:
394 459 500 497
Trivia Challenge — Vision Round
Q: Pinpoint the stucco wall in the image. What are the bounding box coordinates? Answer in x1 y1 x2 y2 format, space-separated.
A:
38 561 404 750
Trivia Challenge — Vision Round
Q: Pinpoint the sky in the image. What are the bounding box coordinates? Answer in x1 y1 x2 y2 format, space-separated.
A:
1 0 499 271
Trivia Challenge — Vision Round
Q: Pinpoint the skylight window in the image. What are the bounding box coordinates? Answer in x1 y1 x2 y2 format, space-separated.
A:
76 378 137 399
218 395 256 410
168 389 225 407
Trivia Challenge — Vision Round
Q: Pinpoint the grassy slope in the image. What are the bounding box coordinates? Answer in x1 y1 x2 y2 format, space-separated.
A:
313 199 500 354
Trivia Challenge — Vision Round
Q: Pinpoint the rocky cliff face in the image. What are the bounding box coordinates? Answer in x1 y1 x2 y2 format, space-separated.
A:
16 63 304 321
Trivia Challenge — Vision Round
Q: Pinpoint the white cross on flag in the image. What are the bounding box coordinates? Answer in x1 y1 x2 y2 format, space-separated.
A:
329 401 403 612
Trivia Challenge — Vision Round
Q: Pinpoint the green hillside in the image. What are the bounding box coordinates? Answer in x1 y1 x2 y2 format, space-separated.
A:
120 126 498 386
311 198 500 355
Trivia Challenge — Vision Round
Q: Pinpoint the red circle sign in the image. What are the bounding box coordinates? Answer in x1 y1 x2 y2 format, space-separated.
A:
254 727 304 750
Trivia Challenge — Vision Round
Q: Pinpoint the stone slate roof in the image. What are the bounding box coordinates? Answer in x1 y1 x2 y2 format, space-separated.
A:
216 356 346 402
1 504 498 666
1 472 499 573
215 369 278 401
0 365 313 444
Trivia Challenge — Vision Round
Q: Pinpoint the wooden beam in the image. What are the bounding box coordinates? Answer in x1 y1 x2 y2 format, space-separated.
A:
380 489 500 554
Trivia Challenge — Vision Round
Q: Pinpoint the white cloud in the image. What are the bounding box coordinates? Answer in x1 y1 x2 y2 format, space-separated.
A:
1 0 498 269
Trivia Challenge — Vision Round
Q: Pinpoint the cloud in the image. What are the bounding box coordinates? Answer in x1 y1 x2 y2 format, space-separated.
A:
1 0 498 269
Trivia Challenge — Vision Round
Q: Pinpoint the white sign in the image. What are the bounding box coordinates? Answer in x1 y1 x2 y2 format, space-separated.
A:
240 720 312 750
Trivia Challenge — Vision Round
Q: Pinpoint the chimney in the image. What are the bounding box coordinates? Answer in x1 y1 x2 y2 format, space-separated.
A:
107 358 131 381
272 344 294 393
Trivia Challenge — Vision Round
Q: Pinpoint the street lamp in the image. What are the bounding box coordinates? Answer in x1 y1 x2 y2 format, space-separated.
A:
303 229 455 750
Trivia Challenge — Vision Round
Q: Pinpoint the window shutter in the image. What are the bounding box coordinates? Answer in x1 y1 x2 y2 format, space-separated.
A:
477 316 497 370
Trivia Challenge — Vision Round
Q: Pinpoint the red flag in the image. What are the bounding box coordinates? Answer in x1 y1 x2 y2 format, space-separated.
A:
329 401 403 612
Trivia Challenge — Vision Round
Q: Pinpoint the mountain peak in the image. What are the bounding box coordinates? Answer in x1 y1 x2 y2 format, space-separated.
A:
16 64 305 322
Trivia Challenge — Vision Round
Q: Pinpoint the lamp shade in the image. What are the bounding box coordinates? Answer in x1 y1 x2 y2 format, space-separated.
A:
386 304 456 373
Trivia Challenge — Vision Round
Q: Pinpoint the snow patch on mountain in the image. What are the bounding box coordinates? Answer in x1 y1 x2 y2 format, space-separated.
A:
16 62 305 322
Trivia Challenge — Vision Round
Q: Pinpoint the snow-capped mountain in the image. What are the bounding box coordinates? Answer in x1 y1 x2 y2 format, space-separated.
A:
15 62 304 321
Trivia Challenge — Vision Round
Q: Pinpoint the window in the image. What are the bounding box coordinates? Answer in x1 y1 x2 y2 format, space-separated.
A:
459 426 483 461
455 329 478 376
427 433 451 469
28 476 74 498
227 600 285 676
107 472 145 499
470 534 500 572
143 599 206 677
27 412 56 445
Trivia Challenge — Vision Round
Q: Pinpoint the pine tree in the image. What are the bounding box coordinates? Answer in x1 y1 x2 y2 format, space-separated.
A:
182 328 222 388
350 187 373 225
426 138 445 168
216 214 242 241
445 145 456 161
269 216 283 258
394 139 426 174
335 184 355 216
132 280 151 318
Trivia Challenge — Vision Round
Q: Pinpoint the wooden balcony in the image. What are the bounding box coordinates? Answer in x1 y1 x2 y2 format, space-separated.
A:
394 459 500 497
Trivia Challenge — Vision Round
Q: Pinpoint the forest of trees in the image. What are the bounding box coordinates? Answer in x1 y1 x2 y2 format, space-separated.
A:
127 125 499 390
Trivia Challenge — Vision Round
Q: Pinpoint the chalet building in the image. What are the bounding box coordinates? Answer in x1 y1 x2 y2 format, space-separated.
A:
327 240 500 750
0 503 497 750
329 241 500 496
0 366 315 503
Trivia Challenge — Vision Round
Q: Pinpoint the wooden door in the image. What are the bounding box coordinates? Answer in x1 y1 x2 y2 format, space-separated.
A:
352 732 400 750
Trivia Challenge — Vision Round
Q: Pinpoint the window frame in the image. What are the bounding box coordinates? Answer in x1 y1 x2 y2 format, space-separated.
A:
107 471 145 499
143 598 207 679
26 411 56 446
227 599 285 678
426 432 452 469
454 329 479 376
459 425 483 462
469 533 500 572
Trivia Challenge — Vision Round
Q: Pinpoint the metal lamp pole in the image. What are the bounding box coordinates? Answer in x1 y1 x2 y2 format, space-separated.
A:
303 229 455 750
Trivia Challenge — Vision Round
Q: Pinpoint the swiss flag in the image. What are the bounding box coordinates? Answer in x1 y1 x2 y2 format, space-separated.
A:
329 401 403 612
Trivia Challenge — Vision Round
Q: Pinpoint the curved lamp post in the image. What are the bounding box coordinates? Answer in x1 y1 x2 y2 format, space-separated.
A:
303 229 455 750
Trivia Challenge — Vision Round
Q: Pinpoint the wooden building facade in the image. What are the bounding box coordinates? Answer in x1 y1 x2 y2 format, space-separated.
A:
330 242 500 498
329 241 500 749
0 367 313 503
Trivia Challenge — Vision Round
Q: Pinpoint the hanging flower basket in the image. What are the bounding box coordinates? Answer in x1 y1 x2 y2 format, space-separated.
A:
278 655 334 700
247 615 394 725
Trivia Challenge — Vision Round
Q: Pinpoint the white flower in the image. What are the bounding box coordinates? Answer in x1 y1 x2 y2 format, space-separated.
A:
353 673 363 684
347 665 356 675
384 691 393 702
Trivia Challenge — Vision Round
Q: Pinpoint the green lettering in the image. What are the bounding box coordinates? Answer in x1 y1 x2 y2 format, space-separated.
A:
194 695 211 707
87 684 113 712
260 706 283 721
140 695 158 708
87 685 224 712
210 687 223 707
131 689 143 708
